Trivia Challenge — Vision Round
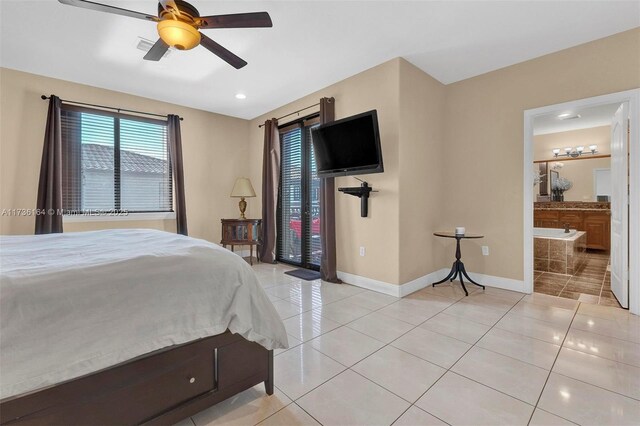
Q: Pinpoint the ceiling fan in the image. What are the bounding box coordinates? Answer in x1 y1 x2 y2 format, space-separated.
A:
58 0 273 69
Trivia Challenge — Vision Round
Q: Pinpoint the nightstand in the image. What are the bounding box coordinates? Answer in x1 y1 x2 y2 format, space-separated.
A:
220 219 262 265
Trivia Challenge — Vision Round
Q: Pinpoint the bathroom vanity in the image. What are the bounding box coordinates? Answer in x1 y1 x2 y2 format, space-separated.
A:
533 202 610 251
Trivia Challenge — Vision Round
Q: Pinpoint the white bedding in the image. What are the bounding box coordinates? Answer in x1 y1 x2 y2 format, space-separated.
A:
0 229 288 399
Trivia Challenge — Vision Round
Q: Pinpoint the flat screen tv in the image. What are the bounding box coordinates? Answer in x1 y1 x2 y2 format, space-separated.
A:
311 110 383 178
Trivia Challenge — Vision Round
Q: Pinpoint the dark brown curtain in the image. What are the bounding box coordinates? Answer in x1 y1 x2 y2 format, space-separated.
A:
168 114 188 236
319 97 342 283
259 118 280 263
35 95 64 234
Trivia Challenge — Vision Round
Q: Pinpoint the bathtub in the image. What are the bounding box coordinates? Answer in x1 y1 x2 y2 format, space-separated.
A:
534 227 577 238
534 228 586 275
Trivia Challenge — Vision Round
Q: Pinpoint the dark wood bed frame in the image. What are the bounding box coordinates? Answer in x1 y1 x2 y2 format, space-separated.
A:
0 331 273 425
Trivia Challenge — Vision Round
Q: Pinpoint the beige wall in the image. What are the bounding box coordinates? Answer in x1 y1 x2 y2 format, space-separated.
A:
248 59 402 284
397 60 447 283
534 126 611 161
0 68 250 243
246 58 447 286
442 28 639 281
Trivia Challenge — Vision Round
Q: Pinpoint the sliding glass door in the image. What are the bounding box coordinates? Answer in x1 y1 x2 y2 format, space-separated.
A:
277 117 321 269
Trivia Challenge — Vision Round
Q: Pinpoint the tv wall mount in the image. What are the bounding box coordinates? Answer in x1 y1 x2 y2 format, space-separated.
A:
338 178 377 217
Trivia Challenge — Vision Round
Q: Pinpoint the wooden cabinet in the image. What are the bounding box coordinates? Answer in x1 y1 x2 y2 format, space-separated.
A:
533 209 610 251
559 211 583 231
220 219 262 265
533 210 559 228
583 212 610 251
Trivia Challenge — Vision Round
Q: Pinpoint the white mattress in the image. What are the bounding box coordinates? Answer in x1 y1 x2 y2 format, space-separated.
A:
0 229 288 399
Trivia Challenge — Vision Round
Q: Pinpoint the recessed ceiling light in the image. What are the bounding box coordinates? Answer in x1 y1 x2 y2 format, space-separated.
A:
235 93 247 100
557 112 581 120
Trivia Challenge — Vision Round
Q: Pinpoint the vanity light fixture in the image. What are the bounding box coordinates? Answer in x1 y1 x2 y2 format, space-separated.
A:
552 145 598 158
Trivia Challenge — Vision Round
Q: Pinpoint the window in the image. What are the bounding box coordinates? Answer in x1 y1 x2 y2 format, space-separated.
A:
277 116 322 269
61 106 172 214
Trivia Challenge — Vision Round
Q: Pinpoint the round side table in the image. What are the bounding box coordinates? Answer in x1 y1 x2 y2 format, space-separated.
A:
433 232 485 296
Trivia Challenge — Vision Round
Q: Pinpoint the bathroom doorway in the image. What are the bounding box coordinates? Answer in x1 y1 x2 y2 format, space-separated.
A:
523 90 640 315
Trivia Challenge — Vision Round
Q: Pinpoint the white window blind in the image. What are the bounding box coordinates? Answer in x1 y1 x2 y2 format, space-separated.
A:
61 107 172 214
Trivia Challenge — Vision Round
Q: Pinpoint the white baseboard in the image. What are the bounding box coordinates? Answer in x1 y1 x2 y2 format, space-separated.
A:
337 268 526 297
336 271 405 297
397 269 451 297
465 271 527 293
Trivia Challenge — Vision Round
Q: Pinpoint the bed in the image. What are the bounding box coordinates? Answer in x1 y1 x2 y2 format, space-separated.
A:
0 229 288 425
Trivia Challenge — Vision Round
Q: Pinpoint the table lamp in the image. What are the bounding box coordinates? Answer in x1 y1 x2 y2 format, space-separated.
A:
230 177 256 219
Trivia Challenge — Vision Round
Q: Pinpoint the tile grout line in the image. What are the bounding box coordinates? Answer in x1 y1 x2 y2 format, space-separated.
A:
387 290 528 425
550 368 640 402
535 271 572 298
274 291 404 356
525 302 580 426
537 251 614 307
556 273 573 299
382 288 482 426
383 303 571 372
291 401 324 426
596 255 608 305
267 268 633 425
274 292 423 404
279 285 477 424
270 273 621 425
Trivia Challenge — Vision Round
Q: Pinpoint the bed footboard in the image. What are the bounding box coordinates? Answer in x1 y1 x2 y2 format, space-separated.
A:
0 332 273 425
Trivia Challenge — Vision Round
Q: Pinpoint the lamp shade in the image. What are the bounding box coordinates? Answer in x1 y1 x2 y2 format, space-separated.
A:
157 19 201 50
230 177 256 198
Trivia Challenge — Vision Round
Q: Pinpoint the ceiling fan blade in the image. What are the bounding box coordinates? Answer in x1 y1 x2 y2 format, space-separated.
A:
198 12 272 29
159 0 181 16
199 33 247 69
58 0 158 22
143 39 170 61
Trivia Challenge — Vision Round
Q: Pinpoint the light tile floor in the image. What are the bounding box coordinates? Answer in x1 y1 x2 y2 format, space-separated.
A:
180 262 640 426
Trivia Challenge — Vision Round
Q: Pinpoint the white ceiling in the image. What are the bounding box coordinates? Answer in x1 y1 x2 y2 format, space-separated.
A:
1 1 638 120
533 103 622 135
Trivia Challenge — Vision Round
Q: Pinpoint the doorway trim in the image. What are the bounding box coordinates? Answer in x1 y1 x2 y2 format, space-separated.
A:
523 89 640 315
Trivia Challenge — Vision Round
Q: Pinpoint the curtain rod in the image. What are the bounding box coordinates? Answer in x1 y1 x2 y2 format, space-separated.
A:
258 102 320 128
40 95 183 121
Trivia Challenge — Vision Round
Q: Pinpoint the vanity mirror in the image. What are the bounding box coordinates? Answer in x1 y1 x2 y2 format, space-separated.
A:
534 155 611 202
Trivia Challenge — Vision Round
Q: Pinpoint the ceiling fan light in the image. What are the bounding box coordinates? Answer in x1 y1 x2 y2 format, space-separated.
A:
157 19 201 50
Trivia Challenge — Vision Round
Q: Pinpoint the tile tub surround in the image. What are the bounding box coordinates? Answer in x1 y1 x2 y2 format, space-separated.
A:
179 263 639 426
534 231 586 275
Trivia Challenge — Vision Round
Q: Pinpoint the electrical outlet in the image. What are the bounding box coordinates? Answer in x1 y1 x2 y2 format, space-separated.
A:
359 246 366 256
482 246 489 256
